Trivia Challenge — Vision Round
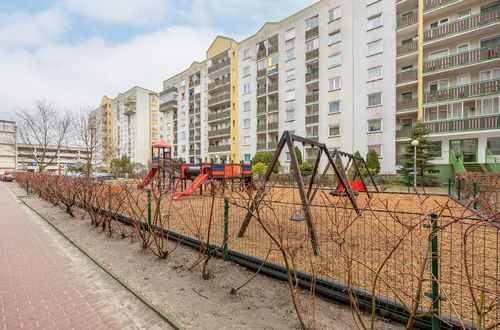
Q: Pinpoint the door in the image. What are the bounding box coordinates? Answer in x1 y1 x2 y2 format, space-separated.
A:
450 139 478 163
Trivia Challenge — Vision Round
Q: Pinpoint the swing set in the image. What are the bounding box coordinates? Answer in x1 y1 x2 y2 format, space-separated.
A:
237 131 378 256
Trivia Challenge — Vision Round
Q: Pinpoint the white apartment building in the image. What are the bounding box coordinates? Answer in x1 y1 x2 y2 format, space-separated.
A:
0 120 17 172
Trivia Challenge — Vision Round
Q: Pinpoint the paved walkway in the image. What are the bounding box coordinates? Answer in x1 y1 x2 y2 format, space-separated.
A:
0 183 168 329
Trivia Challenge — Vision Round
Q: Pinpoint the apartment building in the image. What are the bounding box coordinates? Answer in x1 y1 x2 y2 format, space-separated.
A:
113 86 159 166
90 95 114 168
395 0 500 179
0 120 16 172
17 144 90 172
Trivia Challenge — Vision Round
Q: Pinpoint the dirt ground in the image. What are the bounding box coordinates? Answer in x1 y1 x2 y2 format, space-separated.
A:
9 183 402 330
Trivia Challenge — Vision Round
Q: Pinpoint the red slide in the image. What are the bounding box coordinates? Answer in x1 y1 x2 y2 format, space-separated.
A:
137 168 158 189
172 174 209 200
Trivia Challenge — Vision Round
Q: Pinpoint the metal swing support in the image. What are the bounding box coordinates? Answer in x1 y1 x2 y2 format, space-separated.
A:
237 131 360 256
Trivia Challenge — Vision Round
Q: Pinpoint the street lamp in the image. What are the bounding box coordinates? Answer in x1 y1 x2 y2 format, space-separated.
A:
411 139 419 190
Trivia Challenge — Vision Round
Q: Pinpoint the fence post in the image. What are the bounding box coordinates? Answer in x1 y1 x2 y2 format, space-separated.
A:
473 183 478 209
223 198 229 261
457 179 461 200
147 189 152 226
447 177 451 196
26 181 29 195
430 213 440 330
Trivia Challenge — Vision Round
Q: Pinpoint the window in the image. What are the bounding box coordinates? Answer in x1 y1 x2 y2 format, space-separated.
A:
305 15 319 30
286 152 291 161
181 145 186 152
328 53 341 67
329 31 341 45
368 119 382 132
152 105 157 110
243 119 250 128
367 39 382 56
487 137 500 155
152 114 157 120
152 124 157 130
329 77 341 91
243 66 251 76
429 79 448 90
457 44 469 53
243 83 251 94
329 125 341 136
367 66 382 80
243 101 251 111
243 48 250 59
151 95 157 101
286 69 296 81
286 48 295 61
285 89 296 101
329 7 341 21
402 65 413 71
286 109 295 121
367 14 382 30
305 38 319 52
329 101 340 113
243 136 250 145
430 18 448 29
428 141 442 157
429 49 448 60
244 154 251 162
368 92 382 106
152 133 157 139
257 60 267 70
285 28 295 41
368 145 381 156
481 35 500 48
479 68 500 81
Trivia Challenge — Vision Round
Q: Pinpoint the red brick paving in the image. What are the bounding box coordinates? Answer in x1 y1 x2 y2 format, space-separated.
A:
0 183 168 329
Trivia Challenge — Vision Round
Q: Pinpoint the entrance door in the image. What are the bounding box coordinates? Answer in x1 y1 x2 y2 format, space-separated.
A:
450 139 478 163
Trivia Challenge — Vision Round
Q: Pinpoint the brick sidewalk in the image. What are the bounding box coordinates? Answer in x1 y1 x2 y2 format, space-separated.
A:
0 183 168 329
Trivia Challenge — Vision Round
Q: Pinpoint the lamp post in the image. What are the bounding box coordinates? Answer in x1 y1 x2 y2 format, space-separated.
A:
411 139 419 190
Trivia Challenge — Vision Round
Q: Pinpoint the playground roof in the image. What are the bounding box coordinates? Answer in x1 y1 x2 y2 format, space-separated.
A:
152 139 172 148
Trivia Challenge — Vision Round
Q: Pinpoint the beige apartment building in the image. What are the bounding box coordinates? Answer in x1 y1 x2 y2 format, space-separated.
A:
0 120 16 173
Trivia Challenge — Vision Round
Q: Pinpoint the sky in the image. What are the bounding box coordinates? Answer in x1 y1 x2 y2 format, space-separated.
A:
0 0 317 120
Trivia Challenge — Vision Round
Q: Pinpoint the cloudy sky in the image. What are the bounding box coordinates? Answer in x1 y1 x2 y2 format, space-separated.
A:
0 0 317 120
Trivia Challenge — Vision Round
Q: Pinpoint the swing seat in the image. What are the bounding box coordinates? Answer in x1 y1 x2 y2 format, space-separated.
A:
330 180 366 196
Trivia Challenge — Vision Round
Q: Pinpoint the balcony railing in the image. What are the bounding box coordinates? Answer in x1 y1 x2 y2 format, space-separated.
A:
257 124 267 132
396 154 410 165
268 122 278 130
160 86 177 96
424 6 500 43
189 93 201 102
305 49 319 61
257 49 267 60
424 78 500 103
159 100 177 112
486 148 500 164
208 127 231 137
396 98 418 112
305 69 319 82
124 96 136 106
208 93 231 106
257 104 267 114
257 69 266 78
257 86 267 96
208 145 231 153
268 103 279 112
268 142 278 149
306 93 319 104
257 143 267 150
396 69 417 84
208 59 230 74
424 0 461 12
397 41 417 57
425 114 500 134
424 44 500 73
305 114 319 125
268 45 278 55
305 26 319 40
124 105 136 115
397 10 418 29
396 127 413 138
208 76 230 90
268 83 278 93
208 109 231 122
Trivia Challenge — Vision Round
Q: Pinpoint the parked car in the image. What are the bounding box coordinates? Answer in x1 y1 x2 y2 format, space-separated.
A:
1 170 27 182
91 172 117 180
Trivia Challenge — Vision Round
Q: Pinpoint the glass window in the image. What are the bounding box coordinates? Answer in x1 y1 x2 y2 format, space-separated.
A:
329 31 341 44
305 15 319 30
286 48 295 61
286 69 296 81
243 48 250 59
367 66 382 80
152 114 157 120
285 28 295 41
243 136 250 145
243 101 251 111
487 137 500 155
368 119 382 132
243 119 250 128
243 84 251 94
286 109 295 121
367 39 382 55
329 101 340 113
368 92 382 106
285 89 296 101
328 54 341 67
243 66 250 76
329 77 341 91
329 7 341 21
428 141 442 157
269 54 279 66
257 60 267 70
480 35 500 48
329 125 341 136
457 44 469 53
244 154 251 162
367 14 382 30
368 145 381 156
305 38 319 52
429 49 448 60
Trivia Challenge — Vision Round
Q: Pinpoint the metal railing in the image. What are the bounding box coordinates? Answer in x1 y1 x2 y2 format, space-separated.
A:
397 10 418 29
425 114 500 134
397 41 417 57
424 44 500 73
424 78 500 103
396 69 417 84
396 98 417 112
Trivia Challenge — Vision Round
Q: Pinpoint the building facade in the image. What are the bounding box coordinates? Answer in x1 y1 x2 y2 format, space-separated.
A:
17 144 90 172
0 120 16 173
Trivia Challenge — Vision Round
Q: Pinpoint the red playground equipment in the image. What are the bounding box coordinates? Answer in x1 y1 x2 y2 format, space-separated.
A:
138 140 253 200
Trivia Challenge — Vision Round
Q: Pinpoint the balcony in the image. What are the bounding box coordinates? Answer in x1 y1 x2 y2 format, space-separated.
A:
189 150 201 156
268 122 278 130
208 93 231 106
208 145 231 153
306 93 319 104
396 98 418 112
397 10 418 30
268 45 278 55
424 7 500 43
208 127 231 138
396 154 409 165
257 104 267 114
189 93 201 102
396 69 417 84
305 69 319 82
396 127 413 139
305 114 319 125
424 44 500 74
268 83 278 93
159 100 177 112
257 49 267 60
424 78 500 103
268 103 279 112
124 105 136 115
208 76 230 90
305 26 319 40
257 142 267 150
208 109 230 122
208 59 230 74
424 0 461 12
124 96 136 106
257 124 267 132
425 114 500 134
257 69 266 78
305 49 319 61
268 142 278 149
160 86 177 96
257 85 267 97
397 41 417 57
189 135 201 142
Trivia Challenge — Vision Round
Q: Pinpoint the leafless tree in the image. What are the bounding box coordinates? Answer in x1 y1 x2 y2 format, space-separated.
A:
17 100 71 172
73 106 103 176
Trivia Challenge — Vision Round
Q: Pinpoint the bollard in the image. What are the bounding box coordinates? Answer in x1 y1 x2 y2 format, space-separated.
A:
223 198 229 261
430 213 440 330
147 189 152 226
473 183 478 209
